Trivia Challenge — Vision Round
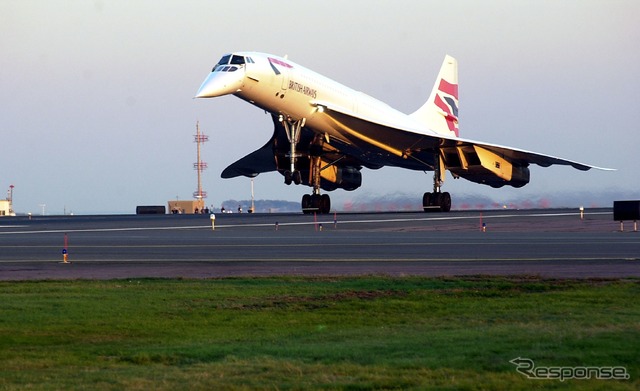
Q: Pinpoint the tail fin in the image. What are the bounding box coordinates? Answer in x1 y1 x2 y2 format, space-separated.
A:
410 55 459 137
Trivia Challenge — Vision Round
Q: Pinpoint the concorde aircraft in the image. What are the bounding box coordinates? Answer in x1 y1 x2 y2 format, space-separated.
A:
195 52 610 214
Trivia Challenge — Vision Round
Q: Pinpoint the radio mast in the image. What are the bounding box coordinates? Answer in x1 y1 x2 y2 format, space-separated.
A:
193 121 208 204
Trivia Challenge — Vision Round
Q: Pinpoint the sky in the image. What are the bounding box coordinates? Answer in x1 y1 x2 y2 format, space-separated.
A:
1 0 639 214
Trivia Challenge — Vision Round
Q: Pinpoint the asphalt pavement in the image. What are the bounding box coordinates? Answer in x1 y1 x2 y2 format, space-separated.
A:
1 209 638 280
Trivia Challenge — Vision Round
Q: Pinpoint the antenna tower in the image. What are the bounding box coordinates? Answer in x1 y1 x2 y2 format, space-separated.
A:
193 121 208 201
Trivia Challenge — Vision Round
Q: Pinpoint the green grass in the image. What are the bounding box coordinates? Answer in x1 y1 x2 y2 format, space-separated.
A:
0 276 638 390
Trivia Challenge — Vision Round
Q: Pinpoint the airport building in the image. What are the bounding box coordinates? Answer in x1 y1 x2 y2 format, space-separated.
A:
167 200 208 214
1 185 15 216
0 200 15 216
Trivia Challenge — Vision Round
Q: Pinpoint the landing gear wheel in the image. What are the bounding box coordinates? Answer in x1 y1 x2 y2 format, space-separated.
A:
312 194 321 212
440 192 451 212
320 194 331 214
292 170 302 185
422 191 451 212
422 192 432 212
301 193 331 214
434 192 443 208
285 170 302 186
301 194 312 214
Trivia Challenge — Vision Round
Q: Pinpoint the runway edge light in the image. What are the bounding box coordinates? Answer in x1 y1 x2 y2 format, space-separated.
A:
60 233 70 264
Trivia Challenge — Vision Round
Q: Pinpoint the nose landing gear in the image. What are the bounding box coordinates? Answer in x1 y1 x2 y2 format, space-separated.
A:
281 116 304 187
280 116 332 214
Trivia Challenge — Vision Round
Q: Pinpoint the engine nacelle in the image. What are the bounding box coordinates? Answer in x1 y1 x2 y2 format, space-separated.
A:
321 165 362 191
509 165 530 188
443 145 530 188
336 166 362 191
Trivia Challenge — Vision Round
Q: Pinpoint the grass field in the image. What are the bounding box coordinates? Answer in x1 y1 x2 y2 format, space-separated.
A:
0 276 638 390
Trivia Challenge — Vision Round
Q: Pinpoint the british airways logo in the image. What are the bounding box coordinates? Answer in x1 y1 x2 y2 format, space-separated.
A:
434 79 459 137
289 80 317 98
268 57 293 75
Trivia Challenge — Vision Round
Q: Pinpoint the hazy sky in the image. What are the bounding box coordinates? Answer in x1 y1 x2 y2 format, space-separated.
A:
2 0 639 214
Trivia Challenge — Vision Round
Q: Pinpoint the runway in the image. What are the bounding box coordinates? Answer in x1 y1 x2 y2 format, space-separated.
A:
1 209 639 280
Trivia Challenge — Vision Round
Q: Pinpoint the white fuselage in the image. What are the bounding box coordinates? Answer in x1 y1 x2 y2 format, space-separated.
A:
196 52 435 146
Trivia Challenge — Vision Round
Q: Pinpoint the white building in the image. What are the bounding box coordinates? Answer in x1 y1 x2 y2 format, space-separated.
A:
0 200 15 216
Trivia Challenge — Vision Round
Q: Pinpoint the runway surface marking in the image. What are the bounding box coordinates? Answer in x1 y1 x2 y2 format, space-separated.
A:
0 211 611 235
1 239 636 248
1 257 637 263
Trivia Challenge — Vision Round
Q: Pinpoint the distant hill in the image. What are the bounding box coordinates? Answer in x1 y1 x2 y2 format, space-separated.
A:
219 200 300 213
218 190 635 214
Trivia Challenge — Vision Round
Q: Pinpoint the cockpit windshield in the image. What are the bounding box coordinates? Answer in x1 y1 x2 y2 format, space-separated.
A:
211 54 256 72
230 55 245 65
218 54 232 65
212 54 247 72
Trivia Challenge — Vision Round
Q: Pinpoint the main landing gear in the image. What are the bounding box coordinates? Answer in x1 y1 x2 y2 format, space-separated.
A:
302 193 331 215
280 116 332 214
422 153 452 212
422 191 451 212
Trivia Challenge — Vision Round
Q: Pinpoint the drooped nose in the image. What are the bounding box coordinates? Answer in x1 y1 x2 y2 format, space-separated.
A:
195 68 244 98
